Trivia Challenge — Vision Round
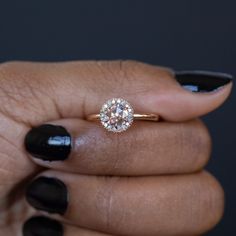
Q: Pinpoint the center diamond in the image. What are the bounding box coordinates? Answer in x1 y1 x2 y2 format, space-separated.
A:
100 98 134 132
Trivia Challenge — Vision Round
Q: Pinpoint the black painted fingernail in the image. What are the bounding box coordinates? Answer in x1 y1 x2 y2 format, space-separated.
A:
26 177 68 215
25 124 72 161
175 70 233 92
23 216 63 236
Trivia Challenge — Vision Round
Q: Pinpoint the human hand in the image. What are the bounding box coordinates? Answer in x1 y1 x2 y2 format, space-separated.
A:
0 61 232 235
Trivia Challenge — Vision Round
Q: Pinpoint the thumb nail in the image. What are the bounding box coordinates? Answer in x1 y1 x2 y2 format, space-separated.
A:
175 70 233 93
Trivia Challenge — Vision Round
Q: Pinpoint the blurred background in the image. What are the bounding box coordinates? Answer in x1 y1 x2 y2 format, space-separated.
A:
0 0 235 235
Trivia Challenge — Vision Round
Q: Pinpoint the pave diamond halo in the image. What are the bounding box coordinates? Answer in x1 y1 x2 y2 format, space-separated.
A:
86 98 160 132
100 98 134 132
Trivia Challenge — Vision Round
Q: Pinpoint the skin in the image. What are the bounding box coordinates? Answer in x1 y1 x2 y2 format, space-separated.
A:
0 60 232 235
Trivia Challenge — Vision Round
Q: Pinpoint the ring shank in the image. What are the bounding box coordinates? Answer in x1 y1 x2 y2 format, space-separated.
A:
86 113 159 121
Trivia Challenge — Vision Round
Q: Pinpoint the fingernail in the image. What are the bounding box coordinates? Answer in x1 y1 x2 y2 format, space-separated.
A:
24 124 72 161
26 177 68 215
23 216 63 236
175 70 233 92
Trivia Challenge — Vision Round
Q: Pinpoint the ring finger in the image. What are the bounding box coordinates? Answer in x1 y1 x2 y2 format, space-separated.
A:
25 170 224 236
23 216 112 236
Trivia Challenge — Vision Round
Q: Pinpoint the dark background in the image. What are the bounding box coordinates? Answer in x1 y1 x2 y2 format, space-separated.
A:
0 0 235 235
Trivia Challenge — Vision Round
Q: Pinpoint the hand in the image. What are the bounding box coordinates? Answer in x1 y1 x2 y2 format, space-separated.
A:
0 61 232 236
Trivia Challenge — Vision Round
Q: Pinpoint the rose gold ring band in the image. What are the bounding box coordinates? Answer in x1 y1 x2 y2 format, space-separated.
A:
86 113 159 122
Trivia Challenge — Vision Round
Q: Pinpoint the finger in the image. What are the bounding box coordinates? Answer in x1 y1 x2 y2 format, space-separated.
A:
25 171 224 236
0 61 232 126
24 118 211 176
23 216 112 236
65 224 113 236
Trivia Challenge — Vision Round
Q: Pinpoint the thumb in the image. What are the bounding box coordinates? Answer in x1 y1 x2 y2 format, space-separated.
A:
47 61 233 122
0 61 232 125
73 61 233 122
150 70 233 121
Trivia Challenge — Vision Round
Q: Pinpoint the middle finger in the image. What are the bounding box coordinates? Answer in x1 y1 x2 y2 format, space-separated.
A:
25 118 211 176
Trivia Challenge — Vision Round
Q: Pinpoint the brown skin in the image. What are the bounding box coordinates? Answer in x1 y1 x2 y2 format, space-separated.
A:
0 60 232 235
36 118 211 176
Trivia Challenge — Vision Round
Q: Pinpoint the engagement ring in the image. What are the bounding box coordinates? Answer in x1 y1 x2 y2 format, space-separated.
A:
86 98 159 132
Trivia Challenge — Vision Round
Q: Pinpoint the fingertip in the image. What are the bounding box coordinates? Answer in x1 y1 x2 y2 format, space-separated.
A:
152 77 233 122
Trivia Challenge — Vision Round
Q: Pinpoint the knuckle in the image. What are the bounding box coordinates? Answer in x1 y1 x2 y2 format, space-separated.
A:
193 120 212 168
199 172 225 233
75 125 131 175
105 132 136 174
89 60 173 99
94 60 148 81
94 60 143 87
96 177 123 231
197 119 212 145
178 120 212 171
109 133 134 174
118 60 152 79
120 59 173 78
120 59 143 70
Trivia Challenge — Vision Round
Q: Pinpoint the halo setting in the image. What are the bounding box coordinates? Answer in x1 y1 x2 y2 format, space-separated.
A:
100 98 134 132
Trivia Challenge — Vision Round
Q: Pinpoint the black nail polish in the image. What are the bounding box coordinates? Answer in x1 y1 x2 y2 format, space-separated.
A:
26 177 68 215
25 124 71 161
23 216 63 236
175 70 233 92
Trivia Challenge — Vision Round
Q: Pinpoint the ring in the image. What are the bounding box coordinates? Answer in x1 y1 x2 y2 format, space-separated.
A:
86 98 159 132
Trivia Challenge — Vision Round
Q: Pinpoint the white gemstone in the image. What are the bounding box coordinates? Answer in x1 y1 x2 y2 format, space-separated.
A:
100 98 134 132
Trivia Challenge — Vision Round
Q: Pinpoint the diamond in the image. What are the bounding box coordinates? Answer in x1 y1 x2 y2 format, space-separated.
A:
100 98 134 132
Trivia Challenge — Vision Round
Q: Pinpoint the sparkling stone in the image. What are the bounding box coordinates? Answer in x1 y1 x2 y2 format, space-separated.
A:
100 98 134 132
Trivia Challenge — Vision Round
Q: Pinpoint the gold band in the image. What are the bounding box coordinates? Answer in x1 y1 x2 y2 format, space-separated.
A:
86 113 159 122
